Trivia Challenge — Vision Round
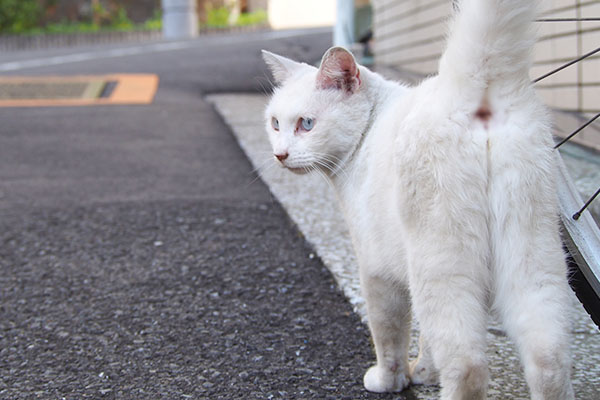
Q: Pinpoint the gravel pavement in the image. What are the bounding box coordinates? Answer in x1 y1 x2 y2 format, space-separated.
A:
0 200 388 399
0 29 418 400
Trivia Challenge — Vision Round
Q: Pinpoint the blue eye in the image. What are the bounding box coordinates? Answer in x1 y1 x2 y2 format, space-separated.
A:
301 117 314 131
271 117 279 131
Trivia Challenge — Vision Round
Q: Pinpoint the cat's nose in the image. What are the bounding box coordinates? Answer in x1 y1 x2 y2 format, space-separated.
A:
275 152 289 162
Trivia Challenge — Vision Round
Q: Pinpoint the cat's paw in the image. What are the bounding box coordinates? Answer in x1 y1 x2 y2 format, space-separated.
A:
409 357 439 386
363 365 410 393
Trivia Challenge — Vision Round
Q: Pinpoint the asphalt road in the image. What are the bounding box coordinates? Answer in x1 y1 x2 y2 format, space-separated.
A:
0 29 410 399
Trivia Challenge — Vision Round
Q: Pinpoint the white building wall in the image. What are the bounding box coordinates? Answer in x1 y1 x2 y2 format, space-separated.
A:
372 0 599 110
371 0 599 149
268 0 336 29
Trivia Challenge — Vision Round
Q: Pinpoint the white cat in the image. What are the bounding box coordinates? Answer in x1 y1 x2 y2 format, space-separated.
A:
262 0 574 399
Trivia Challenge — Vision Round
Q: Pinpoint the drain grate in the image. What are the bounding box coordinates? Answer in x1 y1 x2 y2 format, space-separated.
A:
0 74 158 107
98 81 118 98
0 81 105 100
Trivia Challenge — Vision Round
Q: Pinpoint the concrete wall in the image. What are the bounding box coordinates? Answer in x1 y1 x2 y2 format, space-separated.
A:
268 0 336 29
533 0 600 116
372 0 450 75
372 0 600 121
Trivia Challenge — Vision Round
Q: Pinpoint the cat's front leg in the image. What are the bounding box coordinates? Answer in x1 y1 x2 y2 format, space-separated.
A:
361 271 412 393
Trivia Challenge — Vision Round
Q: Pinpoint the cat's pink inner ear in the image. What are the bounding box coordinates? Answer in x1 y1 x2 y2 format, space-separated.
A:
316 47 361 93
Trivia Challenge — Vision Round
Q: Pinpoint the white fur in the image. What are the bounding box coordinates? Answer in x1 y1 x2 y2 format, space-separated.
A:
262 1 574 399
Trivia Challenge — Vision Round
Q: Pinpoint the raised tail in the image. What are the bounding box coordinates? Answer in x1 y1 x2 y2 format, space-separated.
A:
438 0 538 89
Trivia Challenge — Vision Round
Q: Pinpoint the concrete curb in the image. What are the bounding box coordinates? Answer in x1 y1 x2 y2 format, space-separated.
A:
208 92 600 399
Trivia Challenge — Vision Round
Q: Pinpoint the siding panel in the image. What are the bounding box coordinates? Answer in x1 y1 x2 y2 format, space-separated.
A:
372 0 599 146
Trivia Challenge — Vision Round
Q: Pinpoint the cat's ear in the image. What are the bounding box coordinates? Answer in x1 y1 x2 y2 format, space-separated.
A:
261 50 303 84
316 47 361 93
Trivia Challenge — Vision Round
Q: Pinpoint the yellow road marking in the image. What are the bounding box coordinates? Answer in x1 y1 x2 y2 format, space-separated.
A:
0 74 159 107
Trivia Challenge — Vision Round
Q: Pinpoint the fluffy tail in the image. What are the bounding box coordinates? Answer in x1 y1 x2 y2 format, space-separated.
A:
438 0 538 89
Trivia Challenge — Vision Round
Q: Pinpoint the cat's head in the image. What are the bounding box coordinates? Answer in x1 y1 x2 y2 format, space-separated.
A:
262 47 372 177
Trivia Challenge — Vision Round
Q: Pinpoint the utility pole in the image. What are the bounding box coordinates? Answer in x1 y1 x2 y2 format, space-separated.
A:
161 0 198 39
334 0 355 49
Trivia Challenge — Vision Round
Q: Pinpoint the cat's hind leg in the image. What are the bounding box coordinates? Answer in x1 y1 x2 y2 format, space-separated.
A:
409 334 440 385
488 112 574 400
408 251 490 400
490 194 574 399
361 272 412 393
493 251 574 400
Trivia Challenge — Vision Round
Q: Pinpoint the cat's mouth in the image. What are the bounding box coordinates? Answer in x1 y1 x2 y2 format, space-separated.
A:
276 157 311 174
286 166 310 175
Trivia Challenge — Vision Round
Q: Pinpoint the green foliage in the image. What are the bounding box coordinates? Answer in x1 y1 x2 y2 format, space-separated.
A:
143 10 162 31
0 3 266 36
237 10 267 27
0 0 42 33
111 6 133 30
91 1 108 20
205 6 230 28
202 7 268 29
38 22 100 35
3 5 158 36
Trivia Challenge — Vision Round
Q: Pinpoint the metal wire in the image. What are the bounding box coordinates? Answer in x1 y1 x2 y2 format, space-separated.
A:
536 18 600 22
574 187 600 220
532 17 600 218
554 112 600 149
550 108 600 219
533 46 600 83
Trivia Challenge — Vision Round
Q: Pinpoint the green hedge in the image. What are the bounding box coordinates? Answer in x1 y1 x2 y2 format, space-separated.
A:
202 8 267 29
0 0 42 33
0 4 267 35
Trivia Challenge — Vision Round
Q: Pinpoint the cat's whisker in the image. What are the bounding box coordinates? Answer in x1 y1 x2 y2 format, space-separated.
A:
246 157 277 188
250 156 276 176
312 159 345 190
313 158 335 175
246 175 262 188
312 151 346 170
318 152 345 165
258 150 277 159
255 73 275 96
311 150 340 163
313 153 350 183
328 160 349 182
246 168 268 188
312 158 335 176
313 166 337 192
